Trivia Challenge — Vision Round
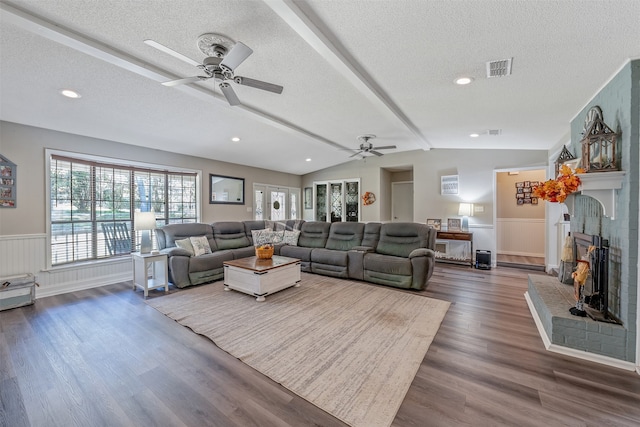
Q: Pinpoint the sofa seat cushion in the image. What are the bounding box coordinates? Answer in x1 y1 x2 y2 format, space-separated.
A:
188 250 234 273
231 246 256 259
311 248 349 267
280 245 313 261
363 253 412 276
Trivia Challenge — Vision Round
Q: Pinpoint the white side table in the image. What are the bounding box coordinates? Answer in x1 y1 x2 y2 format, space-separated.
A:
132 252 169 298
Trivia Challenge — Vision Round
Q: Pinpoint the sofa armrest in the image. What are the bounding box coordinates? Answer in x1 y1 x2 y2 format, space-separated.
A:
409 248 435 259
160 247 192 257
350 246 375 253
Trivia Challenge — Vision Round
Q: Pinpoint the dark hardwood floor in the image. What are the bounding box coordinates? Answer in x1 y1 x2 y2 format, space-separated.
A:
1 265 639 427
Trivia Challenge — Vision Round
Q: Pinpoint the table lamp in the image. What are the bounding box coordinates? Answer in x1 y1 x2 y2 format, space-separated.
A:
134 211 157 254
458 203 473 232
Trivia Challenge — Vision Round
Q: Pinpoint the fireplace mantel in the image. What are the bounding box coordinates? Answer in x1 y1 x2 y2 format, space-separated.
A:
567 171 626 219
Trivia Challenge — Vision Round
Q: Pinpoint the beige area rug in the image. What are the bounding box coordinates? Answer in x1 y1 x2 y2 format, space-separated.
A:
146 272 450 427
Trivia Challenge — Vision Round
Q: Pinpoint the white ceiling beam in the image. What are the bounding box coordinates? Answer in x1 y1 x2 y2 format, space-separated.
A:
0 2 347 152
264 0 432 150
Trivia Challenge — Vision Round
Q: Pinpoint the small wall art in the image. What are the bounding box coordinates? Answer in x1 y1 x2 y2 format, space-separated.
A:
515 181 539 206
0 154 16 208
441 175 459 195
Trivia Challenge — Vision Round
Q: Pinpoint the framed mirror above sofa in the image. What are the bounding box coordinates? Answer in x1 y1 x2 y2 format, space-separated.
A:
209 174 244 205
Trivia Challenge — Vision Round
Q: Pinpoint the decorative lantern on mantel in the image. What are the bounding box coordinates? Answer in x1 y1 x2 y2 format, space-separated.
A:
554 145 577 177
580 106 619 172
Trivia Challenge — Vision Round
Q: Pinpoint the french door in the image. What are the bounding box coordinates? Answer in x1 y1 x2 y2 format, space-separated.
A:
253 184 300 221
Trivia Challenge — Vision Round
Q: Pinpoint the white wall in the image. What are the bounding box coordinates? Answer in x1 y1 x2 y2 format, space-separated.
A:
0 121 302 295
0 121 302 235
303 149 549 259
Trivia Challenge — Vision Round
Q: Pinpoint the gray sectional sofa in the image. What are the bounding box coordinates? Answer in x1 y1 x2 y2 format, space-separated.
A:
156 220 436 291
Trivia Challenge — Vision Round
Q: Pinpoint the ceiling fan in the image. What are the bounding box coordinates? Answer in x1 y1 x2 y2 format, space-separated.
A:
348 135 397 158
144 33 283 106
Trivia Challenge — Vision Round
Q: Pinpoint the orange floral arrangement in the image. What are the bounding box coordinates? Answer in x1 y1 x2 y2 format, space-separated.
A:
532 164 585 203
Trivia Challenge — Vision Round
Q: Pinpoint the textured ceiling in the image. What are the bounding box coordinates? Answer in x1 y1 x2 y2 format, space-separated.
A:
1 0 639 175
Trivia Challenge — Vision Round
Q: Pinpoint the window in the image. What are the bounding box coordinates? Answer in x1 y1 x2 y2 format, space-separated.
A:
49 153 198 266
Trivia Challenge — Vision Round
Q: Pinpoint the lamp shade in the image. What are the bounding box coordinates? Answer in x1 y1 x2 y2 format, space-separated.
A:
134 211 157 231
458 203 473 217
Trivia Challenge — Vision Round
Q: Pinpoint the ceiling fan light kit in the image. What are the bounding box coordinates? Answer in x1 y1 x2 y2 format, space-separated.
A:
147 32 283 106
347 134 397 158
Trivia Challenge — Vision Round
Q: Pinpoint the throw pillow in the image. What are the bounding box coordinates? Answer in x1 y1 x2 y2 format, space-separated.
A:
282 230 300 246
251 228 273 247
190 235 212 256
175 238 195 256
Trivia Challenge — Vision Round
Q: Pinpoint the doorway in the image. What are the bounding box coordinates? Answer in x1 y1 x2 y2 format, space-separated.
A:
253 184 300 221
391 181 413 222
495 169 546 270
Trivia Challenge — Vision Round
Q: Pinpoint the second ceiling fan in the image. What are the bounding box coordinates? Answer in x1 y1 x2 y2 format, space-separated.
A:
144 33 283 106
348 135 397 158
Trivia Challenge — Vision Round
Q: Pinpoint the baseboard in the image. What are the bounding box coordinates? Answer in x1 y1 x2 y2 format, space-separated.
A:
36 272 131 298
498 250 545 257
524 291 637 372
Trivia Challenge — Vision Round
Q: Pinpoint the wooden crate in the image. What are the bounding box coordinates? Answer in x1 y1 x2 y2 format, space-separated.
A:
0 273 36 311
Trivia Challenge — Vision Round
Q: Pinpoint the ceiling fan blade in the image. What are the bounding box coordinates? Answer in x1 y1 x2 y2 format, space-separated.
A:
144 39 200 67
369 150 384 157
234 76 283 94
372 145 397 150
220 42 253 72
161 76 209 87
220 82 241 106
349 151 363 158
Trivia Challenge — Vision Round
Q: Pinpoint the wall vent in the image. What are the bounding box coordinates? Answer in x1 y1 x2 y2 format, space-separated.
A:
488 129 502 136
486 58 513 78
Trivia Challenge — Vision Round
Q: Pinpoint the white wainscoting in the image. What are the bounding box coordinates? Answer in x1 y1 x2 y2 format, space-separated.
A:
496 218 545 257
0 234 132 298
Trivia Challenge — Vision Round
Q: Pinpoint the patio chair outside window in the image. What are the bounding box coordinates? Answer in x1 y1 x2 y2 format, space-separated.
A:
102 222 132 255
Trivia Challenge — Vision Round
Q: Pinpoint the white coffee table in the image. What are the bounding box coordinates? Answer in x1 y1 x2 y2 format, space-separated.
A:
223 255 301 301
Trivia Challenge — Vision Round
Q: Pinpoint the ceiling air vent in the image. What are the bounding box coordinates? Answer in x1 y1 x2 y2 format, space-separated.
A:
487 129 502 136
486 58 513 78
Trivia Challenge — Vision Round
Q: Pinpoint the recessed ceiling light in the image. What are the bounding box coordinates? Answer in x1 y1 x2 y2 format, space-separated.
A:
454 77 474 85
305 158 311 162
60 89 81 98
231 137 240 142
469 133 480 138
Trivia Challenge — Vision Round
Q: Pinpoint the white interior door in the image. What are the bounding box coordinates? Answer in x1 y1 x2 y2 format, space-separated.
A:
392 182 413 221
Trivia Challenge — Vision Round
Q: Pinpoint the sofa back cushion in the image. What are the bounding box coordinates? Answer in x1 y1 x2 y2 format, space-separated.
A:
213 221 251 250
325 222 365 251
376 223 432 258
362 222 382 248
298 221 331 248
156 223 216 251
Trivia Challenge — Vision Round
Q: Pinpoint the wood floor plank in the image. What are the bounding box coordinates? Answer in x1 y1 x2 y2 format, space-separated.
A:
1 264 639 427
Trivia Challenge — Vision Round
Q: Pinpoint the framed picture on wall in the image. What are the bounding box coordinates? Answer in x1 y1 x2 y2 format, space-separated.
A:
0 154 16 208
441 175 459 195
447 218 462 232
426 218 442 231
